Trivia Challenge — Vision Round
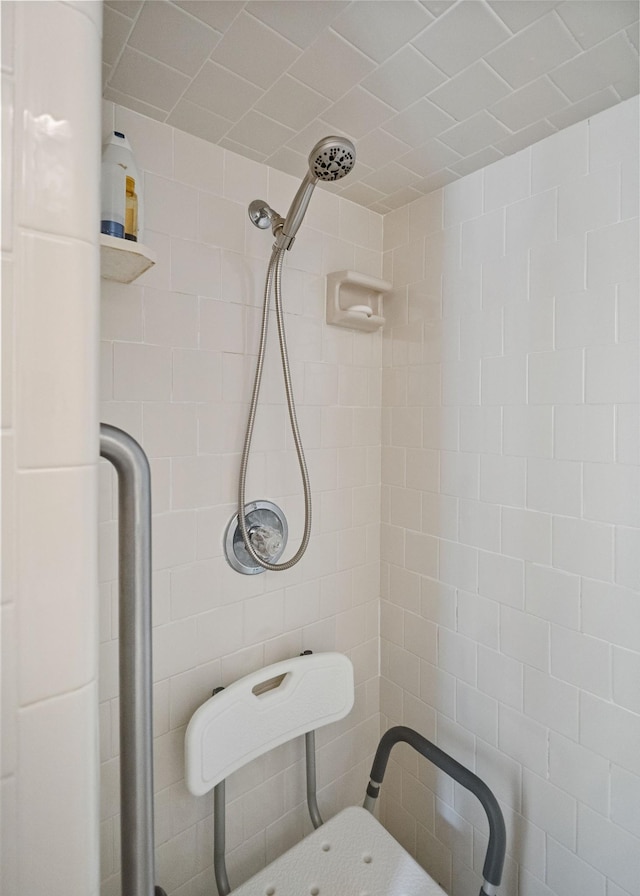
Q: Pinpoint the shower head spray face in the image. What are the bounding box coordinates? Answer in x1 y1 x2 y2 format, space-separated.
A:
308 137 356 182
274 135 357 250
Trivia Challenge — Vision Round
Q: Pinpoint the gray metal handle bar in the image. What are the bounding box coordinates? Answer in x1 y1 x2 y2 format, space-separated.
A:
100 424 165 896
364 725 506 896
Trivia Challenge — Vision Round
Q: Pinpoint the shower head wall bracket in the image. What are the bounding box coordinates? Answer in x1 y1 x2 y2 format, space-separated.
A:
326 270 392 332
248 200 284 236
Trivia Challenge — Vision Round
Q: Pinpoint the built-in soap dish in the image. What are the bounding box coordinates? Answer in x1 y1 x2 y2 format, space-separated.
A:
326 270 391 332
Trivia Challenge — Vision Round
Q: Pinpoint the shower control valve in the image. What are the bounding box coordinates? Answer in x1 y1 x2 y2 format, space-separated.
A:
249 525 283 562
224 500 288 575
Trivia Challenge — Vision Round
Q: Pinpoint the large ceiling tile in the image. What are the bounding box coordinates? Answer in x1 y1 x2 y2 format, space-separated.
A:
549 33 640 101
361 46 445 111
184 62 263 122
488 1 561 33
127 1 221 76
496 119 557 156
486 11 581 88
288 29 375 101
173 1 242 32
319 86 395 139
555 0 639 49
421 1 456 18
331 0 434 63
102 5 134 66
254 75 331 131
428 60 512 121
168 100 234 145
104 0 143 19
356 129 414 170
109 47 190 111
226 110 296 156
439 110 511 156
399 140 462 177
361 161 421 194
548 88 620 129
490 77 569 131
102 0 640 211
211 11 301 88
246 0 349 49
412 0 511 76
382 99 456 147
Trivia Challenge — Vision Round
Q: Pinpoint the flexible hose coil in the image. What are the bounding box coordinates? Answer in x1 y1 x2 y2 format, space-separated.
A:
237 244 312 571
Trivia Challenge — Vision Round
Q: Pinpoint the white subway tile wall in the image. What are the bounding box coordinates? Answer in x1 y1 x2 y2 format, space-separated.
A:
381 97 640 896
99 101 382 894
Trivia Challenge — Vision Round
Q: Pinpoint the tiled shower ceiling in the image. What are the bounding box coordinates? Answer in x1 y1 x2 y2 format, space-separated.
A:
103 0 640 211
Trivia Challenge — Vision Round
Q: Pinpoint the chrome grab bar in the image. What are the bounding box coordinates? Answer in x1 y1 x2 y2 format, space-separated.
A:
100 424 164 896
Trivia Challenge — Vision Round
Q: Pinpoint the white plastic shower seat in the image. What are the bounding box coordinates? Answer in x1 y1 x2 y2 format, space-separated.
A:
185 652 354 796
232 805 447 896
184 652 505 896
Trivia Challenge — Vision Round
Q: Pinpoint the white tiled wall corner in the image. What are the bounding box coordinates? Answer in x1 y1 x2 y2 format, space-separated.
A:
522 769 577 851
580 691 640 777
2 3 102 896
18 685 99 896
587 217 640 291
15 161 99 469
548 731 610 816
14 0 101 243
381 96 640 896
17 466 97 705
546 837 606 896
577 804 640 895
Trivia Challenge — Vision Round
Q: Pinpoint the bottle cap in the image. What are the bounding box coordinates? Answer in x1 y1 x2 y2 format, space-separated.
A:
126 176 135 192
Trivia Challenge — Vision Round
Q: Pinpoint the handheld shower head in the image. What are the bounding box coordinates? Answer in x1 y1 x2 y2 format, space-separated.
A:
275 135 356 250
308 136 356 182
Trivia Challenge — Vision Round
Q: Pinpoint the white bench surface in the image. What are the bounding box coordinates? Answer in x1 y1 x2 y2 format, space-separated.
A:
232 806 448 896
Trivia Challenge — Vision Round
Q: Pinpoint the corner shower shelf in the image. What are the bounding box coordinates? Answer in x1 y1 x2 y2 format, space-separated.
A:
326 270 392 332
100 234 156 284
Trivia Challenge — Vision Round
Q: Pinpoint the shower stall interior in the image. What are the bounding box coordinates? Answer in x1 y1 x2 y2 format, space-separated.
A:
3 4 638 896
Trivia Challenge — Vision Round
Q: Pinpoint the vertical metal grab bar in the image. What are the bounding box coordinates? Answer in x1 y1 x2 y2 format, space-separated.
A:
100 424 164 896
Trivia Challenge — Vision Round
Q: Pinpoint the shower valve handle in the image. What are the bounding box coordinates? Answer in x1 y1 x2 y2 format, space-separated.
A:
249 525 283 562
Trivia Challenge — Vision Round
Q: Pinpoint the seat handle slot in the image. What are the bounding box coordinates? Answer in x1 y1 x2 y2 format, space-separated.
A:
252 672 288 697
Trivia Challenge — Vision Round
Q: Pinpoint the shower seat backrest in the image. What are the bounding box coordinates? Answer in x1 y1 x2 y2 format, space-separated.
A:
184 652 354 797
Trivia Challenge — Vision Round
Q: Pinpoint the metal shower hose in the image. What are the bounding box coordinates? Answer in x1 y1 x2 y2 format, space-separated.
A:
237 242 312 570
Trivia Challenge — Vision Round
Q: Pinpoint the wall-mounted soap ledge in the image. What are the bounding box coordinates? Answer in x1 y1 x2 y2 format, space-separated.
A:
100 234 156 284
326 270 392 332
